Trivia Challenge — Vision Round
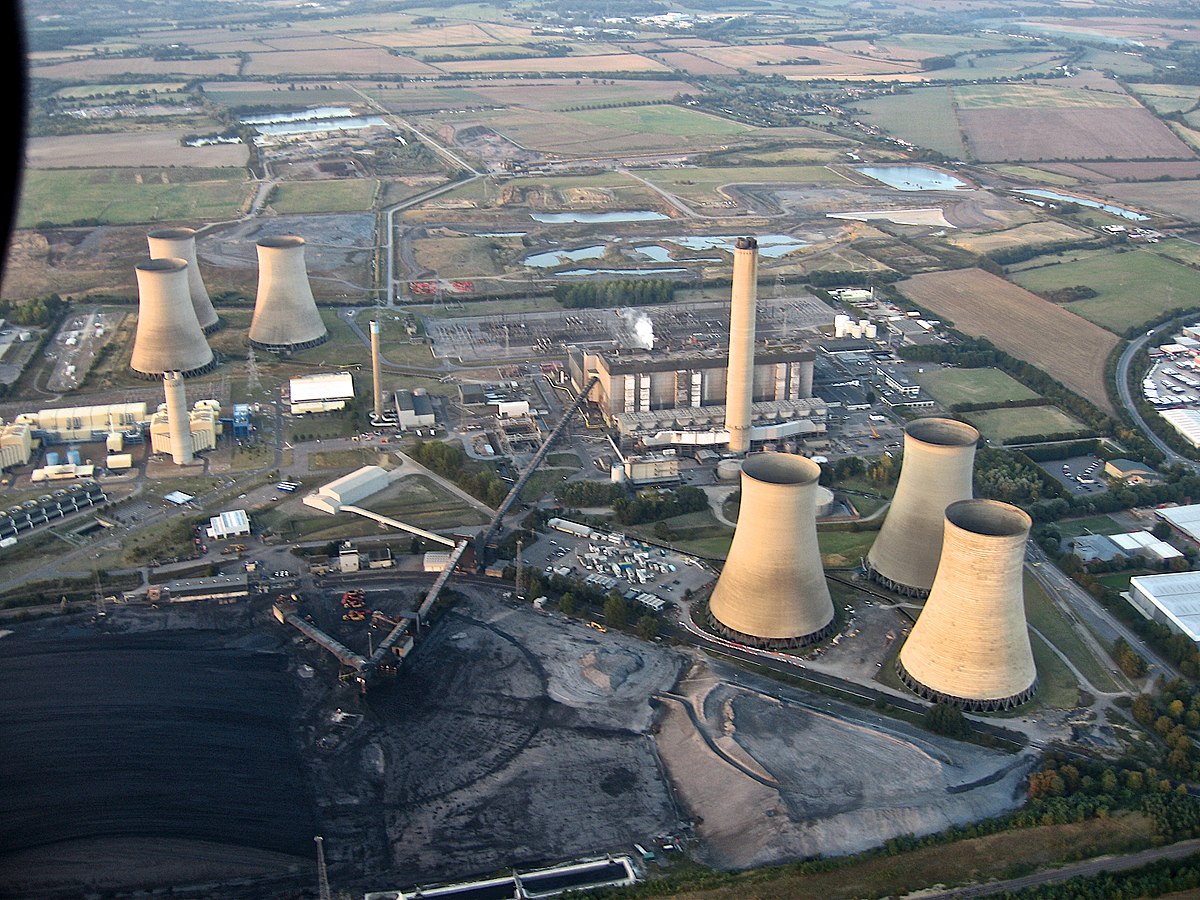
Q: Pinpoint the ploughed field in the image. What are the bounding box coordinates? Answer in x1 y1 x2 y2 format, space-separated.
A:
0 627 314 866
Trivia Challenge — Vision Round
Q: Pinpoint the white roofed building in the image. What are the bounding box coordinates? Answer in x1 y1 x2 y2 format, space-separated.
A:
1128 573 1200 641
207 509 251 540
1156 504 1200 543
290 372 355 414
304 465 390 514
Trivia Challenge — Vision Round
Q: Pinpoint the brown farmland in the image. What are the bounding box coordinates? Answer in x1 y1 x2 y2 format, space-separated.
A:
245 49 440 76
897 268 1117 414
961 108 1194 161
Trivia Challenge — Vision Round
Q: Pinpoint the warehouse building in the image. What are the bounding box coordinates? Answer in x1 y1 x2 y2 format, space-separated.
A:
290 372 355 415
207 509 251 541
1127 573 1200 642
1155 504 1200 544
304 465 391 514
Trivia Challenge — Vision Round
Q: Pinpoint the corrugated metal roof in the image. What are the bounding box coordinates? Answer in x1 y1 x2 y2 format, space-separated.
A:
290 372 354 403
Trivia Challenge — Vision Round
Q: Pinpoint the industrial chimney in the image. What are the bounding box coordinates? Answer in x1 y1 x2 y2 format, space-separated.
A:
709 453 835 648
898 499 1037 711
866 417 979 597
130 258 216 379
248 236 329 352
146 227 221 334
724 236 758 454
163 371 194 465
370 319 384 422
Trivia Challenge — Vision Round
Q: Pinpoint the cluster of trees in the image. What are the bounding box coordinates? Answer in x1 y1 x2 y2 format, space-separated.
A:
553 279 674 309
0 293 69 327
974 448 1062 505
1037 285 1099 304
408 439 508 508
612 486 708 525
987 853 1200 899
1132 676 1200 779
556 480 624 506
923 702 967 737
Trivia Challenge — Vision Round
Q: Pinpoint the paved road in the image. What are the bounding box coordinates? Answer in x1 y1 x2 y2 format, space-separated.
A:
1115 324 1197 469
921 836 1200 898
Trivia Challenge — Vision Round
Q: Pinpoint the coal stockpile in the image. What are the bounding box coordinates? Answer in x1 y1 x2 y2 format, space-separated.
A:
0 631 314 861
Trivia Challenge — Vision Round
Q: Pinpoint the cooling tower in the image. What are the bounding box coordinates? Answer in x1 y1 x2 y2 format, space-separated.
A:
130 258 216 379
146 227 220 334
898 499 1037 711
370 319 384 421
724 236 758 454
709 453 835 648
163 371 194 465
248 236 329 352
866 417 979 597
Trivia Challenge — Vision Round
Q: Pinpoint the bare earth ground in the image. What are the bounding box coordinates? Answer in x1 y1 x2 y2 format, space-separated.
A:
897 268 1118 414
25 131 248 169
656 657 1032 871
960 108 1194 162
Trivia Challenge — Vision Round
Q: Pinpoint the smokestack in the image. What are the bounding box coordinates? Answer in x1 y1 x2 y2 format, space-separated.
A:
709 453 835 648
898 499 1037 711
147 227 221 334
370 319 384 421
163 370 194 465
866 417 979 597
249 236 329 352
131 258 215 379
724 236 758 454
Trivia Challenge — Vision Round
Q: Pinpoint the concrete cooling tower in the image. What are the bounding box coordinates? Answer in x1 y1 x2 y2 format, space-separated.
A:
248 236 329 352
724 236 758 455
709 453 835 648
130 258 216 379
866 417 979 597
146 227 220 333
898 499 1037 711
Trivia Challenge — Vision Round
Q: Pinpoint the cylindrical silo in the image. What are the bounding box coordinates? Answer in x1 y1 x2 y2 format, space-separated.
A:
370 319 384 421
724 237 758 455
163 371 194 465
130 258 215 379
147 227 221 333
709 453 835 648
898 499 1036 711
866 417 979 597
248 236 329 352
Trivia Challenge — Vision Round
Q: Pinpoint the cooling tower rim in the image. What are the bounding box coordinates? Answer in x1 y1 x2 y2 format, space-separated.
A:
741 451 820 486
905 417 979 448
945 498 1031 537
257 235 306 249
136 257 188 274
147 226 197 240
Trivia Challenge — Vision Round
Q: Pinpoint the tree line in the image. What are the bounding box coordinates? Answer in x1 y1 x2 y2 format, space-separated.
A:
553 279 674 309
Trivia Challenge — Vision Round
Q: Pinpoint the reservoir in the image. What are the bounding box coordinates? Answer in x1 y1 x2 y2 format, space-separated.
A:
1015 189 1149 221
530 211 670 224
855 166 970 191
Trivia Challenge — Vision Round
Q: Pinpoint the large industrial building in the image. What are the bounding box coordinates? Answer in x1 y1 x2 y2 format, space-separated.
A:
1127 573 1200 642
304 465 391 514
16 402 147 443
149 398 221 459
396 389 436 430
290 372 355 414
0 421 33 470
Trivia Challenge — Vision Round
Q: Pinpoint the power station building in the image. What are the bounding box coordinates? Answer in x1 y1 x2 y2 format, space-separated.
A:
130 258 216 379
146 227 221 334
898 499 1037 711
149 398 221 461
289 372 355 415
248 236 329 352
15 402 148 443
0 421 33 471
708 453 835 648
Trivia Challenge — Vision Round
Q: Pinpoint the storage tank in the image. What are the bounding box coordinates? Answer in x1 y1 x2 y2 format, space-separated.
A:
146 227 221 333
716 458 742 481
898 499 1037 711
248 236 329 352
814 485 835 518
866 417 979 597
724 237 758 454
130 258 215 379
709 453 834 648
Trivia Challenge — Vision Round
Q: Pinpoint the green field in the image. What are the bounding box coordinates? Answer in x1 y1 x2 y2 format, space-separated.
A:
1011 249 1200 334
639 164 841 204
269 179 379 214
965 405 1089 442
55 82 187 98
955 82 1135 109
853 87 967 159
994 164 1080 186
914 367 1040 408
17 168 250 228
1023 573 1120 693
818 528 877 568
564 105 750 137
1055 514 1125 538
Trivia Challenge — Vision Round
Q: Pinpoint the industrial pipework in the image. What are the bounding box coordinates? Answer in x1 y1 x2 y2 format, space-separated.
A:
898 499 1037 712
724 236 758 455
146 227 221 333
130 258 215 379
865 417 979 597
708 452 835 648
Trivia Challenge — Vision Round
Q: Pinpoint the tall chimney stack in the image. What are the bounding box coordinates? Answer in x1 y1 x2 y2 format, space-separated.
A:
725 236 758 454
163 370 194 465
370 319 384 421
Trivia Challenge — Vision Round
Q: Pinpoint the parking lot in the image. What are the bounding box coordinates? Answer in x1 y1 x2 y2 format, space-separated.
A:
1040 454 1108 496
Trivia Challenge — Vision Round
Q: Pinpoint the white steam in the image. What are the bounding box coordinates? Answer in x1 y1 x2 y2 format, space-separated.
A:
615 307 655 350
